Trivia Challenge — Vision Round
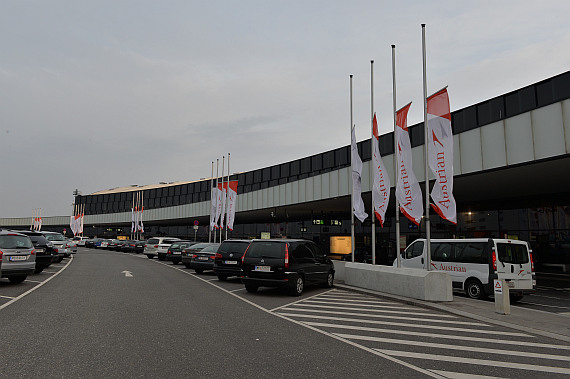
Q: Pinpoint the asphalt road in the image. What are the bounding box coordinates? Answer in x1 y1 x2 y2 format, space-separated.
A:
0 249 423 378
1 249 569 378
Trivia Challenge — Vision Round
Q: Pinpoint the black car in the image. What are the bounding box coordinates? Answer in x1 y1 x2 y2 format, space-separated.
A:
182 243 220 273
241 239 334 296
213 239 251 281
166 240 196 264
10 230 54 274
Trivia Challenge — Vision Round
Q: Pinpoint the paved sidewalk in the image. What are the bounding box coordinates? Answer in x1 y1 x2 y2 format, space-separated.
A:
335 282 570 344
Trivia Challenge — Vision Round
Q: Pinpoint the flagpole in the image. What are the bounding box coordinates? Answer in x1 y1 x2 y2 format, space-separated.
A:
214 159 219 243
220 155 225 243
422 23 432 271
350 74 355 263
131 192 135 240
225 152 230 240
209 161 214 243
370 60 376 265
392 45 402 268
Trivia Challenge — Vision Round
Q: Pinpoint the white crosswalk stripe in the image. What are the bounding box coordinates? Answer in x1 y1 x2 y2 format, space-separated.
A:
274 289 570 377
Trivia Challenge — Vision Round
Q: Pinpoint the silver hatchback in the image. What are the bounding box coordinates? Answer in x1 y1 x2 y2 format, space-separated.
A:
0 230 36 283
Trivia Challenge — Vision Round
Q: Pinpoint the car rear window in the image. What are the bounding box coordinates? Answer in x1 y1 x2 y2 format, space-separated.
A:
496 243 529 264
200 244 220 253
44 233 65 242
163 239 179 244
0 235 33 249
218 241 250 254
247 242 286 259
147 239 159 244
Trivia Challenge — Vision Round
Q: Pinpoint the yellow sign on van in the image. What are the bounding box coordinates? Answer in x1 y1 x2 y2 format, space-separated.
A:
260 232 271 239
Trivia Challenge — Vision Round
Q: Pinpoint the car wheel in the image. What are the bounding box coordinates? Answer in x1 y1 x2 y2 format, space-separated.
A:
158 254 166 261
57 257 64 263
146 254 153 259
322 271 334 288
245 283 258 293
465 279 486 300
8 276 27 284
510 294 524 303
217 275 228 281
172 261 179 265
194 268 204 274
34 267 44 274
184 263 192 269
289 275 304 296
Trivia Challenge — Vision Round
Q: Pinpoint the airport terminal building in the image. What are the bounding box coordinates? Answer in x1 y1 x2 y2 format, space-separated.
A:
2 71 570 269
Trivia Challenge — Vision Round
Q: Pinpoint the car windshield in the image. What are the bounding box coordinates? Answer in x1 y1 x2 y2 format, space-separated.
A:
0 235 33 249
44 233 65 242
247 242 285 258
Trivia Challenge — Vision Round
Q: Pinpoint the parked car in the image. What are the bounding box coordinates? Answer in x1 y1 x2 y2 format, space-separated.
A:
166 240 197 264
85 238 97 248
241 239 335 296
72 236 89 246
10 230 54 274
66 239 78 253
213 239 251 281
183 243 220 273
144 237 181 260
0 229 36 283
41 231 70 262
98 239 111 249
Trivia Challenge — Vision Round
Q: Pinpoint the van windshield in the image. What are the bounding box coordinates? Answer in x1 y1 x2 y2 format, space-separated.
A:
496 243 529 264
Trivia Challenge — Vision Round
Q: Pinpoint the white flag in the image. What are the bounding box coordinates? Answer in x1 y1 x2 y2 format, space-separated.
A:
226 180 238 231
427 88 456 224
351 125 368 223
131 207 135 233
372 114 390 226
210 185 218 231
220 182 227 228
215 182 223 228
395 103 423 225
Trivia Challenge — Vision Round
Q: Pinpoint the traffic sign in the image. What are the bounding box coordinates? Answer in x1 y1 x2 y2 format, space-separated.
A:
494 279 502 294
193 220 199 226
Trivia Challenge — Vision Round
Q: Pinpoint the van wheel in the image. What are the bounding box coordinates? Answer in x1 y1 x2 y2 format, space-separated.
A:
322 272 334 288
465 279 486 300
289 275 304 296
245 283 258 293
184 263 192 269
8 276 27 284
510 294 524 303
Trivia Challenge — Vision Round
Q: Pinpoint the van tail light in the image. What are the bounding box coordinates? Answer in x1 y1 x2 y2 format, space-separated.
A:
492 249 497 271
530 253 535 272
284 244 289 269
242 244 251 263
215 253 222 259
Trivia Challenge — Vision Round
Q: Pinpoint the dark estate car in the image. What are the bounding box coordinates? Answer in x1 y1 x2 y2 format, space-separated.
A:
166 240 197 264
213 239 251 281
241 239 335 296
182 243 220 273
11 230 54 274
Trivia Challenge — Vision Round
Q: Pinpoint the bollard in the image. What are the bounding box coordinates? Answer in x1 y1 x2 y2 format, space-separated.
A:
494 279 510 315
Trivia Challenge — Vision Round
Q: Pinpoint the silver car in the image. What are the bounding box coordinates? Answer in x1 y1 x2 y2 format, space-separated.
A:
0 229 36 283
144 237 181 260
41 231 70 262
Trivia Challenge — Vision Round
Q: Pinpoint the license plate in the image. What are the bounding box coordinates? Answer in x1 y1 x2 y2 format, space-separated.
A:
198 256 209 261
36 249 45 253
224 260 238 265
254 265 271 272
173 252 181 255
9 256 27 262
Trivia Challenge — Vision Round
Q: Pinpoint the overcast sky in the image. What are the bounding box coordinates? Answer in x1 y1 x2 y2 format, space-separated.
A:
1 1 569 218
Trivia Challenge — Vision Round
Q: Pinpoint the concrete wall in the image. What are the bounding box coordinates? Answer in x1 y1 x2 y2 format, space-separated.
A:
334 261 453 302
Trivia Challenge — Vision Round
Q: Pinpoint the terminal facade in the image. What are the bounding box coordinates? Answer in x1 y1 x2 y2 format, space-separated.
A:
2 71 569 269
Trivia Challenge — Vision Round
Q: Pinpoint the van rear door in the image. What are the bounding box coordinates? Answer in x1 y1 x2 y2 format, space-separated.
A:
494 240 533 289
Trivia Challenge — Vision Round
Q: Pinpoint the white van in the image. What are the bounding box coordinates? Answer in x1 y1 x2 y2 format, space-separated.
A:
395 238 536 301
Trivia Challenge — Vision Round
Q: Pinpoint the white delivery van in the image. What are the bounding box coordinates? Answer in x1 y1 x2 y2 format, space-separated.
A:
394 238 536 301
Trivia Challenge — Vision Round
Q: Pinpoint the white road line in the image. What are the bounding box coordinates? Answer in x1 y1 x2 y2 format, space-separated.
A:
229 288 247 293
318 295 401 305
0 295 16 300
40 271 56 274
428 370 504 379
0 255 73 312
290 302 457 318
377 349 570 375
334 333 570 362
152 259 445 378
281 307 485 326
276 313 518 336
519 302 570 310
303 299 418 311
303 322 570 350
24 279 43 284
270 289 336 312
